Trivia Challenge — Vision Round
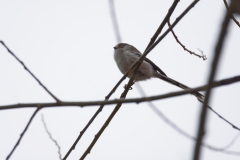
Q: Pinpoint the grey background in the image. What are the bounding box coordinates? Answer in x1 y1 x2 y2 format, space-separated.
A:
0 0 239 159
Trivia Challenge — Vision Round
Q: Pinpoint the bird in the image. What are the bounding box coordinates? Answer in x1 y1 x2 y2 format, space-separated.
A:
113 43 204 102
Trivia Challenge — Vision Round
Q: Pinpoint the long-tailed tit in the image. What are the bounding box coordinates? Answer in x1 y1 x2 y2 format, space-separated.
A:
113 43 204 101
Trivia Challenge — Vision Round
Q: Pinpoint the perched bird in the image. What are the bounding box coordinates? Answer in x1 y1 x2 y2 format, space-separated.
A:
113 43 204 101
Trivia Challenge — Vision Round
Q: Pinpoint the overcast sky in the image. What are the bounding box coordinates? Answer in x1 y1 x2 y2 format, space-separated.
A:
0 0 240 160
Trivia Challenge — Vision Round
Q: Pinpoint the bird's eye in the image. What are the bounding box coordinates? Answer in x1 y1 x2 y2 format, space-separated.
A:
113 45 118 49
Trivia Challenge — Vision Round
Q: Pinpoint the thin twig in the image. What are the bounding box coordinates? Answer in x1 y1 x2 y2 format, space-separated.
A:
62 99 109 159
1 76 240 133
0 41 61 103
62 73 128 159
193 1 233 160
144 0 180 51
41 114 62 160
79 80 134 160
149 101 240 155
223 0 240 27
167 20 207 60
6 108 41 160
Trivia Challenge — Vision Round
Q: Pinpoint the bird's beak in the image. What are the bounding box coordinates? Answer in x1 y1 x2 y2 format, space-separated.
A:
113 47 117 49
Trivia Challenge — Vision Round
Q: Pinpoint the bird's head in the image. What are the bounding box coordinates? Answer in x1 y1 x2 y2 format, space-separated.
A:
113 43 131 51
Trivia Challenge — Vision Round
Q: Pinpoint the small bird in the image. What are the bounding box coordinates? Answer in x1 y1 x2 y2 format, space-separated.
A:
113 43 204 101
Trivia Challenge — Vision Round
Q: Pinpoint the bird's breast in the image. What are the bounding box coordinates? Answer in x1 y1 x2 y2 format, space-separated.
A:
114 51 130 74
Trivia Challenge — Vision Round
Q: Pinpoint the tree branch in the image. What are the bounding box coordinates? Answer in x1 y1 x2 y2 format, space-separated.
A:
144 0 180 51
167 20 207 60
6 108 41 160
0 41 61 103
79 79 134 160
0 75 237 108
62 68 130 159
223 0 240 27
193 1 234 160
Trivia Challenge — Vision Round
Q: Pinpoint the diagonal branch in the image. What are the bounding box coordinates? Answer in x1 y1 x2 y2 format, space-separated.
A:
0 41 61 103
62 72 128 159
193 1 234 160
6 108 41 160
79 79 134 160
223 0 240 27
167 20 207 60
144 0 180 51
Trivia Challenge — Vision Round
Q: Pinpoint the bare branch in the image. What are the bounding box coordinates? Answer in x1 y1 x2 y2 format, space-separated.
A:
62 72 128 159
79 79 134 160
41 114 62 160
62 101 108 159
167 20 207 60
0 75 238 109
6 108 40 160
223 0 240 27
0 41 61 103
193 1 234 159
144 0 180 51
1 75 240 133
150 102 240 155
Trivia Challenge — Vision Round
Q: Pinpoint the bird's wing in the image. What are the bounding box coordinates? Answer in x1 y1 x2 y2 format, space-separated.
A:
129 46 167 76
129 45 203 101
144 57 167 76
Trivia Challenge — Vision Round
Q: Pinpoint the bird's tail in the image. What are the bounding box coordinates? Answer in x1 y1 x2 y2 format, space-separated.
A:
155 73 204 102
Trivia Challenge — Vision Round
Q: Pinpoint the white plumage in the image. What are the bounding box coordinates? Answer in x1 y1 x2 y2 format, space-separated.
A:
113 43 204 102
